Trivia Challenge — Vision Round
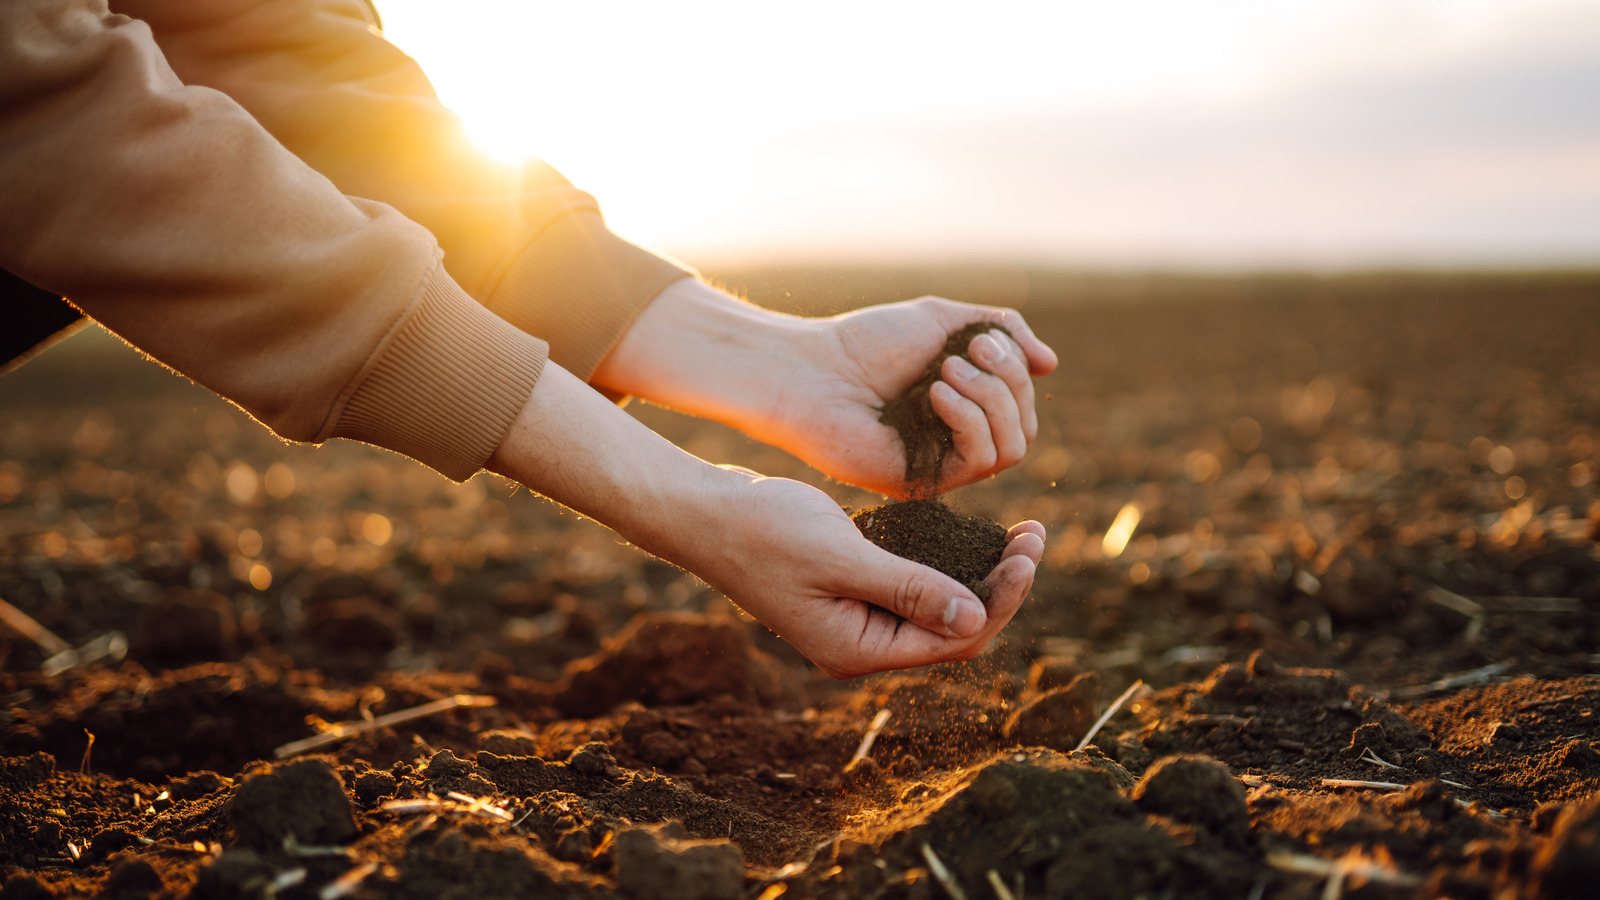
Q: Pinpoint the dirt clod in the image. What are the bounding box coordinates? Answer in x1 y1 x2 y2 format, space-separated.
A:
228 758 356 851
613 823 744 900
852 499 1008 597
1132 755 1250 841
1004 671 1100 749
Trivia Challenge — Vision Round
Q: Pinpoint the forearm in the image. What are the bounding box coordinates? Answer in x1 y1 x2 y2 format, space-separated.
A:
486 362 746 573
590 278 817 429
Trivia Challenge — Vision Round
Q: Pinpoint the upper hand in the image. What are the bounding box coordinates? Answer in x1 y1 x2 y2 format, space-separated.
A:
766 296 1059 497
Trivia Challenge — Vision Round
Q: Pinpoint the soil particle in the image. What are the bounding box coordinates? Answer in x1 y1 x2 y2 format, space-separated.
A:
228 758 356 851
612 823 744 900
1003 671 1100 750
877 321 1015 491
1131 755 1250 841
852 499 1008 597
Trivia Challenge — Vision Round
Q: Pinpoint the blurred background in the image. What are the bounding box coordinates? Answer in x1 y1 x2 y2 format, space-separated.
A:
380 0 1600 269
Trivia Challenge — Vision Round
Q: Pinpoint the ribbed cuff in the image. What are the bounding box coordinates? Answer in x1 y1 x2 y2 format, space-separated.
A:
327 265 547 481
484 209 693 380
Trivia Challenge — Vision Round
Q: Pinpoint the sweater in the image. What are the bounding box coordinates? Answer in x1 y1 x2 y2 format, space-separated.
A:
0 0 692 480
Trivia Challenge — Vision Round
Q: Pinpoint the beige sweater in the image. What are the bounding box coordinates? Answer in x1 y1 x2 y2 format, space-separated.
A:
0 0 691 479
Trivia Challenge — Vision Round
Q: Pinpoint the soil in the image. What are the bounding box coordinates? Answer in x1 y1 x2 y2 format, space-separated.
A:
3 270 1600 900
852 500 1008 599
877 321 1016 491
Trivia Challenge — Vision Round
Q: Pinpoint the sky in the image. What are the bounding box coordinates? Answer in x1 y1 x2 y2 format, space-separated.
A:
378 0 1600 268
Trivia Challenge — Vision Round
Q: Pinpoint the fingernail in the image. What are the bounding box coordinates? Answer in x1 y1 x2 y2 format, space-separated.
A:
971 333 1003 365
943 596 986 637
949 356 979 380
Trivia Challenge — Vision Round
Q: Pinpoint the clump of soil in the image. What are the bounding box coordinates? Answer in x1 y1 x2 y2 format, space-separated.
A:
877 321 1015 492
852 499 1008 598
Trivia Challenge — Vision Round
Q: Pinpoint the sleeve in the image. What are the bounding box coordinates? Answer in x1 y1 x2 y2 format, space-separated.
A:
0 0 547 481
118 0 696 381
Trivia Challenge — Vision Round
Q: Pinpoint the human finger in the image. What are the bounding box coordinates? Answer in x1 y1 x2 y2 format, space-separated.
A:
968 331 1039 442
848 542 988 640
1001 529 1045 565
928 379 997 479
974 554 1034 639
987 309 1059 375
1006 520 1048 546
942 354 1027 470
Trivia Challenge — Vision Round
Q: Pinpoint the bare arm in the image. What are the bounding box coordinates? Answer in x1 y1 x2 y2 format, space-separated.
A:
592 278 1060 497
487 363 1044 678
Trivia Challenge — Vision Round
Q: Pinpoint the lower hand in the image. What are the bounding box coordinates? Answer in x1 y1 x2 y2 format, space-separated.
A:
675 472 1046 677
592 281 1059 498
487 365 1045 676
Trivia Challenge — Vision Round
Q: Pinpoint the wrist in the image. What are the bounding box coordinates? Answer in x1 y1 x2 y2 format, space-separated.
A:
590 278 817 429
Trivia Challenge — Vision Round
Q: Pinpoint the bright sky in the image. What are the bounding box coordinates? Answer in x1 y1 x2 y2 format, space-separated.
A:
379 0 1600 268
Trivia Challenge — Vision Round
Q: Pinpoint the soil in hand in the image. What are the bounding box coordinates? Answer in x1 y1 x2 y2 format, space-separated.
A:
853 499 1008 598
877 321 1015 493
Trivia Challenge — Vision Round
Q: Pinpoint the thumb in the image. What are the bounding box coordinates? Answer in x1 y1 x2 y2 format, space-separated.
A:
852 547 989 639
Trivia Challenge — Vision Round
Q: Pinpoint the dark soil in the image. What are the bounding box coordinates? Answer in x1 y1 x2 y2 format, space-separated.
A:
852 499 1008 598
877 321 1016 492
3 270 1600 899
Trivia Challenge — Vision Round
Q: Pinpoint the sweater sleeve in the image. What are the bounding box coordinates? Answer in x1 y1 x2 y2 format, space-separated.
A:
0 0 546 481
119 0 696 381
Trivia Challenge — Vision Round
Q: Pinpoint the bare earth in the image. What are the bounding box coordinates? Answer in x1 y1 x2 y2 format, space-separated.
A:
2 271 1598 899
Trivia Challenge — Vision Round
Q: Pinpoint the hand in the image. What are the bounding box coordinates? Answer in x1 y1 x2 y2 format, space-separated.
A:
487 363 1046 676
773 296 1058 496
680 473 1046 677
591 280 1059 497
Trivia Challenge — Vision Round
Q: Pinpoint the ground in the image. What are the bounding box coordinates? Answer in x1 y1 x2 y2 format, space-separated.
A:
2 270 1598 900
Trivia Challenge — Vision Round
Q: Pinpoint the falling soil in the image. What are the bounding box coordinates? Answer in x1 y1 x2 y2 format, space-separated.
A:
852 499 1008 599
877 321 1016 493
4 271 1600 899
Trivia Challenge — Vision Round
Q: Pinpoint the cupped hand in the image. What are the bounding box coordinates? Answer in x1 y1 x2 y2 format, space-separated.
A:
681 472 1046 677
765 296 1058 497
